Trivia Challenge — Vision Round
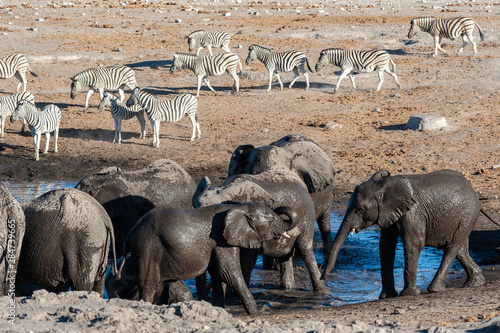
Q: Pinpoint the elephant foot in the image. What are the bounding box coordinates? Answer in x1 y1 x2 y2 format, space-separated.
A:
463 273 485 288
314 281 330 293
379 288 398 299
399 286 420 297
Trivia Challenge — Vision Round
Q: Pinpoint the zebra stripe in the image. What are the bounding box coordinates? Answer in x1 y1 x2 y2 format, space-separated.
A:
70 65 137 111
315 48 401 92
98 92 146 144
245 44 312 92
0 53 38 92
11 101 61 161
170 52 241 97
186 30 242 56
0 91 35 137
126 87 201 148
408 16 485 57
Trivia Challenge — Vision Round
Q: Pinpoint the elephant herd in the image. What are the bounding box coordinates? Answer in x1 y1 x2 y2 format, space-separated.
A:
1 134 497 315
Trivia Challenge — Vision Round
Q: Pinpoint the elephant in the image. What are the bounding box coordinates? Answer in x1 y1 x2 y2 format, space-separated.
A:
119 202 298 315
0 184 25 296
106 255 193 305
226 134 336 259
16 188 117 297
193 166 329 293
75 159 196 251
322 169 498 299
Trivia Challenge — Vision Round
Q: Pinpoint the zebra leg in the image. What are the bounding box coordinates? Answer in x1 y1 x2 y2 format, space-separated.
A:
150 120 156 147
203 77 217 95
303 71 310 90
54 127 59 153
349 74 357 90
229 70 239 94
222 45 231 53
376 70 385 91
275 73 284 91
207 45 213 56
118 86 126 102
188 115 197 141
84 89 95 111
137 111 146 139
14 72 26 92
34 133 41 161
267 70 274 92
21 119 26 133
0 115 4 138
385 67 401 89
154 121 161 148
113 118 119 143
43 133 50 154
196 47 203 56
117 118 123 144
335 68 352 93
289 67 300 89
196 75 203 97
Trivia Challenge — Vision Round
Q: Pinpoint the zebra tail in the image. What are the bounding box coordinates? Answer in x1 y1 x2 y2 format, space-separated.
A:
475 21 485 42
481 209 500 228
390 57 397 75
27 63 39 77
232 30 243 36
238 58 243 76
305 58 314 73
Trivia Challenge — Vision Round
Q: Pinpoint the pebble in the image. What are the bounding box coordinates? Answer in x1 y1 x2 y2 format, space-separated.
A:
175 18 182 23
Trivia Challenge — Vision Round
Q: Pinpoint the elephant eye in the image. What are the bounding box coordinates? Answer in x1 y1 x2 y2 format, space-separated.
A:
358 207 365 215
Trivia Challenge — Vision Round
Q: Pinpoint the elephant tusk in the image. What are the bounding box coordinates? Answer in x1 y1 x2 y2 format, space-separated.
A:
282 231 291 239
350 229 355 236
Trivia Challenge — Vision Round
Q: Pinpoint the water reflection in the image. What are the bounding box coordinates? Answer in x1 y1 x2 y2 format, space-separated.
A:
4 180 78 201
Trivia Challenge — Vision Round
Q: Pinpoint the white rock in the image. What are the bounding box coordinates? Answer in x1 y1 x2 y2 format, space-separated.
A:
175 18 182 23
405 113 447 131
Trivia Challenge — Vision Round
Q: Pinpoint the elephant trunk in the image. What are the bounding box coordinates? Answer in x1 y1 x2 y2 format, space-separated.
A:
272 206 299 236
321 213 356 280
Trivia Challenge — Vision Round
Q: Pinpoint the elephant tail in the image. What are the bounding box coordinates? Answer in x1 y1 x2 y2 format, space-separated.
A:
117 232 131 280
481 209 500 227
107 220 119 277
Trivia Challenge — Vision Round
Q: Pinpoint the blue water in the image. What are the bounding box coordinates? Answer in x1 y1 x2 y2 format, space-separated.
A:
5 181 468 309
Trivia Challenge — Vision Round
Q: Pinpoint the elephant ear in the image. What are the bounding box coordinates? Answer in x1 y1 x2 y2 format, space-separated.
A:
223 207 265 249
376 176 416 229
192 176 212 207
227 144 255 177
369 170 391 181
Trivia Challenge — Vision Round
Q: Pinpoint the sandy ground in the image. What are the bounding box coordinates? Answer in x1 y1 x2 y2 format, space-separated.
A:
0 0 499 331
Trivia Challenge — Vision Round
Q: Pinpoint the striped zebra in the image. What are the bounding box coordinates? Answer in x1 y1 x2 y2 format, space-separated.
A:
98 92 146 144
186 30 242 56
0 91 35 138
126 87 200 148
170 52 242 97
315 48 401 93
245 44 313 92
0 53 38 92
10 101 61 161
70 65 137 111
408 17 485 57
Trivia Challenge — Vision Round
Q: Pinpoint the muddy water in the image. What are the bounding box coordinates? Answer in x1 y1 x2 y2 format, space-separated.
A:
6 181 470 311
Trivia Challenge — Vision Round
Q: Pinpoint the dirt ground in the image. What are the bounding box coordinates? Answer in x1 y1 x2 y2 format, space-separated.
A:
0 0 499 331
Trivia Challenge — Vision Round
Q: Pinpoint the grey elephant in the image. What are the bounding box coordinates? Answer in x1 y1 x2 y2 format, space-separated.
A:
322 169 499 299
106 255 193 305
0 184 25 296
120 202 298 315
16 188 117 297
75 159 196 251
227 134 336 259
193 166 329 293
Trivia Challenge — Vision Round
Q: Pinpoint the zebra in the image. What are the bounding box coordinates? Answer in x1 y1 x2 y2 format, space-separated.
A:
0 91 35 138
98 92 147 144
407 17 485 57
126 87 200 148
10 101 61 161
245 44 313 92
170 52 242 97
186 30 242 56
0 53 38 92
70 65 137 111
315 48 401 93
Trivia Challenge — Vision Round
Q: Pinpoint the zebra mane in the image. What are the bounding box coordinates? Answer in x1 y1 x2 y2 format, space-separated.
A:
250 44 271 52
412 16 436 27
73 68 95 81
188 30 205 37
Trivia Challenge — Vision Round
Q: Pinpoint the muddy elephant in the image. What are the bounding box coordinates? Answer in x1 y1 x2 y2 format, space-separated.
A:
227 134 336 259
193 166 329 293
106 255 193 305
75 159 196 250
0 184 25 296
120 202 298 315
322 169 498 299
16 188 117 297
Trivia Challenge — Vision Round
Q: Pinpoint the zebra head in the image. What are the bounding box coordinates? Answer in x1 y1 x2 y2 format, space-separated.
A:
245 45 258 65
407 19 421 38
187 36 196 52
126 88 140 108
98 92 113 113
315 50 330 73
70 77 82 99
170 54 183 74
10 101 29 123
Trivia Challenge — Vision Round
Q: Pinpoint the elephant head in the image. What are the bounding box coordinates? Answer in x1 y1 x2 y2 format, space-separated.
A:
321 171 416 279
223 203 300 251
227 134 335 194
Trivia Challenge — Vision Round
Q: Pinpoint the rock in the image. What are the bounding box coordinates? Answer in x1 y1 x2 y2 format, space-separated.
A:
405 113 447 131
324 121 342 130
175 18 182 23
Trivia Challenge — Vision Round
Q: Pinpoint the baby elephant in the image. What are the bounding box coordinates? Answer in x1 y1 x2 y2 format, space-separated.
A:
120 202 298 315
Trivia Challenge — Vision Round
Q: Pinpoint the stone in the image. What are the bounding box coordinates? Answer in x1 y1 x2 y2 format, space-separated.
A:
405 113 447 131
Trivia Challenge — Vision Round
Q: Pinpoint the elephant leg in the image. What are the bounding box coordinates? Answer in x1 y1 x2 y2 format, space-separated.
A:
195 272 209 300
240 248 259 287
261 255 276 270
92 275 106 297
277 253 295 289
400 234 424 296
317 211 333 260
137 261 162 303
379 228 399 299
295 241 329 293
456 240 485 288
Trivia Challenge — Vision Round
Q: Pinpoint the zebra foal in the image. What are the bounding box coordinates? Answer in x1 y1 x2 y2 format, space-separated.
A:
407 17 485 57
170 52 242 97
186 30 242 56
126 87 200 148
10 101 61 161
0 53 38 92
315 48 401 93
70 65 137 111
98 92 146 144
245 44 313 92
0 91 35 138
